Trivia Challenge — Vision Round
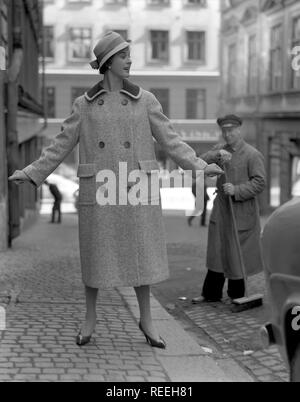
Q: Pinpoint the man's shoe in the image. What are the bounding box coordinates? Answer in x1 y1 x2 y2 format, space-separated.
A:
192 296 221 304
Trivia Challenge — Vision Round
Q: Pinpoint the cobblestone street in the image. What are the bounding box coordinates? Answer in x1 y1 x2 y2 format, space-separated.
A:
152 215 289 383
0 213 252 382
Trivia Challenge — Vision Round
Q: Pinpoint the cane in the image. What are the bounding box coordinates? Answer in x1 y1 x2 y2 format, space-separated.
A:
223 163 263 311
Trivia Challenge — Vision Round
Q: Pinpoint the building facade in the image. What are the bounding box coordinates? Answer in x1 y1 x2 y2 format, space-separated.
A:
42 0 221 171
220 0 300 213
0 0 45 250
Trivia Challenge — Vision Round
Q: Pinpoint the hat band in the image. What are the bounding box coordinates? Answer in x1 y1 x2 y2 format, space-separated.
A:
98 42 129 68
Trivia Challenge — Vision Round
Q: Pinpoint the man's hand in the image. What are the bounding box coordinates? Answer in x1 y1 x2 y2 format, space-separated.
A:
223 183 235 196
204 163 224 177
8 170 31 185
218 150 232 164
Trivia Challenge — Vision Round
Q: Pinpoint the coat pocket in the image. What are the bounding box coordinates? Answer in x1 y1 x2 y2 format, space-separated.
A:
77 163 97 205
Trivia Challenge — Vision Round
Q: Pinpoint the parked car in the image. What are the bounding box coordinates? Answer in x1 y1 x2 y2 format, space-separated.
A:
261 197 300 382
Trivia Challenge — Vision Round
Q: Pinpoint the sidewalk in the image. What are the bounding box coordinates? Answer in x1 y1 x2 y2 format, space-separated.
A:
0 213 253 382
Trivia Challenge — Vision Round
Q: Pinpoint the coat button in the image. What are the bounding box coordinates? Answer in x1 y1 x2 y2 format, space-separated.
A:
123 141 131 149
98 99 104 105
122 99 128 105
99 141 105 149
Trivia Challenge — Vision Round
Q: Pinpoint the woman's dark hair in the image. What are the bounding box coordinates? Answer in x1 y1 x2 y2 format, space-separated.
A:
99 56 113 75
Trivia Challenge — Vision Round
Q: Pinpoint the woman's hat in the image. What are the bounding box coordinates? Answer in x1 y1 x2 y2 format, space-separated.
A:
90 31 130 70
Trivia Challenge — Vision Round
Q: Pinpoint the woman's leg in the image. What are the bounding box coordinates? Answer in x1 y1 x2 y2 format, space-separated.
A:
80 286 98 336
134 285 160 340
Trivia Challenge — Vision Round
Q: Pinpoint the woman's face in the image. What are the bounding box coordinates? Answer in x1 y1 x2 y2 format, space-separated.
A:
109 47 131 79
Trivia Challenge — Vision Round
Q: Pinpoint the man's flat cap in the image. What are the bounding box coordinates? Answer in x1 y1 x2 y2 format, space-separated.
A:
217 114 242 128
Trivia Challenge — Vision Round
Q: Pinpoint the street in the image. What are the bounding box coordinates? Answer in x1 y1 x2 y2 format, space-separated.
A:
152 213 289 382
0 209 289 382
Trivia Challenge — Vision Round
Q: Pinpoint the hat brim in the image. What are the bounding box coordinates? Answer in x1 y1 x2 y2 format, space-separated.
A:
220 123 239 128
90 42 130 70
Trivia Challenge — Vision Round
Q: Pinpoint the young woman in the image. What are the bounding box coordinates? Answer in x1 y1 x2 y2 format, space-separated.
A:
9 31 223 348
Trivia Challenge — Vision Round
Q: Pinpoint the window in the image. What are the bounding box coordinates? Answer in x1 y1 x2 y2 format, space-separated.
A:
44 26 54 59
150 88 169 117
186 89 206 119
227 43 237 98
147 0 170 5
71 87 89 107
67 0 91 3
104 0 127 5
45 87 55 118
184 0 207 6
186 31 206 62
150 30 169 62
269 24 283 92
247 34 257 95
68 27 91 61
290 16 300 90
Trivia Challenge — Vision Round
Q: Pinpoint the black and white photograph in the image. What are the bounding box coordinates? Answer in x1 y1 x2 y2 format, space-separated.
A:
0 0 300 386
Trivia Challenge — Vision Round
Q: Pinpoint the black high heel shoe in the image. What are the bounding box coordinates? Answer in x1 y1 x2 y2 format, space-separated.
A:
76 331 92 346
139 322 166 349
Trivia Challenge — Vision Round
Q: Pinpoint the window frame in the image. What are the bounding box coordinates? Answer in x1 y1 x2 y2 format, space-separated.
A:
67 26 92 62
185 88 206 119
148 29 170 64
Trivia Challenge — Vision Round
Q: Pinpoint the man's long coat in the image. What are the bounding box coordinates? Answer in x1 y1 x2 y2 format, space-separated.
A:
201 141 266 280
23 80 207 288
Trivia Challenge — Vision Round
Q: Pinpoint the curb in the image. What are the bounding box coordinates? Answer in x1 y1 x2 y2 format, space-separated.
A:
117 287 254 382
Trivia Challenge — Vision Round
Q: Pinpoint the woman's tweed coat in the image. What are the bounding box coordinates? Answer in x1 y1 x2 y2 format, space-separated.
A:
23 79 207 288
201 141 266 280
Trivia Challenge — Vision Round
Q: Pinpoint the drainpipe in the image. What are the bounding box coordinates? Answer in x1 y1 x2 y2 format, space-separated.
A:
7 0 24 246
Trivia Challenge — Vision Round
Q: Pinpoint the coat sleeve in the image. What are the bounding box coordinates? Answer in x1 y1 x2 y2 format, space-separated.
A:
23 99 81 187
147 93 207 174
234 151 266 201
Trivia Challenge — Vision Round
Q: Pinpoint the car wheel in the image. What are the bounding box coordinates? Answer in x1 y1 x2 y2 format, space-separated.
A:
291 344 300 382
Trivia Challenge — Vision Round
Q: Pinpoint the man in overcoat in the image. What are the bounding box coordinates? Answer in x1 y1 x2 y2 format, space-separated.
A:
192 114 266 303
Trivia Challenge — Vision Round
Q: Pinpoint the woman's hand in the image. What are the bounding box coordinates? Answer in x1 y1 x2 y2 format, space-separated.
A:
204 163 224 177
218 150 232 164
8 170 32 185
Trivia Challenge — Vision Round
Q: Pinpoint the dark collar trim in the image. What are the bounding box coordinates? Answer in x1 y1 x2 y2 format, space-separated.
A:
84 82 107 101
84 79 141 102
120 79 142 99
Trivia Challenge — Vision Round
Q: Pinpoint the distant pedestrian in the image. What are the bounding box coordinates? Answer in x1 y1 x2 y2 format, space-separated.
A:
44 180 62 224
187 180 210 227
9 31 223 348
192 114 266 303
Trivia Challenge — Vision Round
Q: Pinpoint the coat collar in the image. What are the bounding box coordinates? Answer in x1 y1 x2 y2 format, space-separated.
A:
84 79 142 102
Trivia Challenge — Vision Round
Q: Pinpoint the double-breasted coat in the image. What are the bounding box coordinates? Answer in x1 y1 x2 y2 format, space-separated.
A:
201 141 266 280
23 79 207 288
